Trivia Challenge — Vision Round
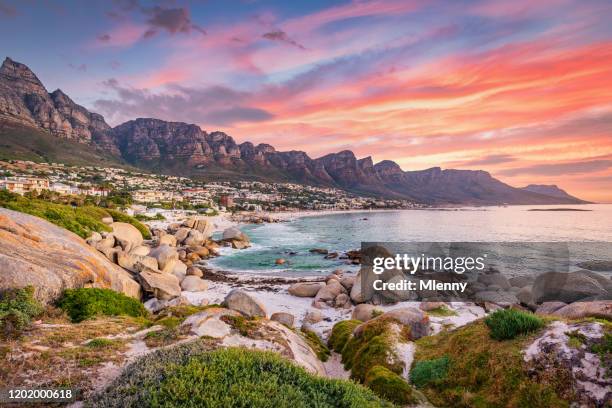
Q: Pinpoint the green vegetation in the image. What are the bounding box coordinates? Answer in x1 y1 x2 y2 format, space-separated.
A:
92 345 393 407
565 330 586 349
300 328 330 362
414 320 567 407
485 309 544 340
220 314 260 337
365 365 415 405
134 213 165 221
0 190 150 239
0 286 43 338
410 356 450 388
590 332 612 376
425 305 457 317
57 288 148 323
328 319 361 352
144 327 181 348
86 338 116 349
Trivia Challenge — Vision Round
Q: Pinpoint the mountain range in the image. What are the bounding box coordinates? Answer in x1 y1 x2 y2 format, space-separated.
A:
0 57 590 205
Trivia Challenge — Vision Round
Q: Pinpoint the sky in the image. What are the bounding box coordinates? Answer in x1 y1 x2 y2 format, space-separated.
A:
0 0 611 202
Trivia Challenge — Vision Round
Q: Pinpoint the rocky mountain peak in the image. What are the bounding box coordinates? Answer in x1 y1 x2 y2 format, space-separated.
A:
1 57 47 95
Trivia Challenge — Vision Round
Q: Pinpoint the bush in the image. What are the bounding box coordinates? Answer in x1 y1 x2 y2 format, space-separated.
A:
91 345 393 407
410 356 450 388
300 328 330 362
328 319 361 352
365 365 415 405
0 286 43 338
57 288 147 323
485 309 544 340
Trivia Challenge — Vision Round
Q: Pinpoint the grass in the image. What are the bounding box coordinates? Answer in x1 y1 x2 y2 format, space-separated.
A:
328 319 361 352
365 365 415 405
0 286 44 338
144 327 181 348
413 320 568 407
300 328 330 362
426 306 457 317
565 330 586 349
86 338 116 349
0 190 150 239
410 356 450 388
220 315 261 337
91 345 394 407
485 309 545 340
57 288 148 323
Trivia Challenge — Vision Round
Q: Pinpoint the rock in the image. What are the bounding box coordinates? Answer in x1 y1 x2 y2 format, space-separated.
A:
158 234 177 247
186 266 203 277
351 304 380 321
186 252 200 263
110 222 143 253
98 245 120 263
358 307 430 340
275 258 286 265
191 246 209 257
143 298 164 313
314 280 347 304
551 301 612 320
101 216 114 225
576 260 612 272
309 248 328 255
334 293 350 308
340 276 356 291
184 229 205 247
350 271 366 304
487 284 503 292
231 240 249 249
183 216 214 238
223 289 267 318
222 227 250 243
516 287 534 305
88 231 102 242
535 301 567 315
271 312 295 327
129 245 150 257
508 276 534 288
117 251 157 273
182 307 240 338
474 290 519 306
138 268 181 300
304 309 323 324
477 273 511 289
288 282 325 297
148 244 179 273
96 233 115 249
166 295 191 308
0 209 141 304
419 301 446 311
174 227 190 243
325 274 340 283
180 276 209 292
324 252 338 259
171 261 188 281
532 271 612 303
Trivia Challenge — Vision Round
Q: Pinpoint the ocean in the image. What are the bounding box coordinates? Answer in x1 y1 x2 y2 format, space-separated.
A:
209 204 612 277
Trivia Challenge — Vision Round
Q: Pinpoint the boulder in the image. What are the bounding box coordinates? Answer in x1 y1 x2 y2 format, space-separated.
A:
138 268 181 300
314 280 346 304
532 271 612 303
516 287 534 305
535 301 567 315
508 276 534 288
270 312 295 327
419 301 447 311
182 307 240 338
148 244 179 273
117 251 157 273
474 290 519 306
551 301 612 320
223 289 267 318
304 309 323 324
222 227 250 243
101 216 114 225
96 233 115 249
110 222 143 252
335 293 351 308
129 245 150 257
171 261 188 281
183 216 214 238
158 234 177 247
184 229 205 247
174 227 190 244
351 304 380 322
275 258 286 265
180 276 209 292
186 266 203 277
143 297 164 313
191 246 209 258
97 245 120 263
88 231 102 242
477 273 511 289
0 208 140 304
288 282 325 297
340 276 356 291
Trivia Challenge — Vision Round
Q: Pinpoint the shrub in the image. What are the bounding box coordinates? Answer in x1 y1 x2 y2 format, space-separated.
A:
365 365 415 405
300 328 330 362
57 288 147 323
86 338 115 349
105 208 151 239
328 319 361 352
485 309 544 340
91 345 393 407
0 286 43 338
410 356 450 388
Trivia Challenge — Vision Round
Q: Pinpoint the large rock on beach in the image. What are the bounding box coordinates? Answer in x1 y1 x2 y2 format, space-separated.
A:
551 301 612 320
0 208 140 304
223 289 267 318
180 275 208 292
532 271 612 303
222 227 250 243
110 222 143 252
148 244 179 273
351 304 380 322
288 282 325 297
183 216 214 238
138 267 181 300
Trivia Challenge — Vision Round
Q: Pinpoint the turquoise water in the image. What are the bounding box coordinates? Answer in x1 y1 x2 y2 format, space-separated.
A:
210 204 612 277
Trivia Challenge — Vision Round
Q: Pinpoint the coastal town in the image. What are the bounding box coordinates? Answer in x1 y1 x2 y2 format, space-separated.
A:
0 159 423 214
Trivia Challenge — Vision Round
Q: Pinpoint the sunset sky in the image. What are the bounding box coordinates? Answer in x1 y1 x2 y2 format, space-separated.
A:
1 0 611 201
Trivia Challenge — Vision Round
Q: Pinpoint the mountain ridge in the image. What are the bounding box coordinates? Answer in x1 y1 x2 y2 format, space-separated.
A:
0 57 591 205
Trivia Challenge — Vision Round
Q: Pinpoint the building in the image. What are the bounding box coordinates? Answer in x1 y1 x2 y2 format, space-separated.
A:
219 194 234 208
133 189 175 203
0 177 49 194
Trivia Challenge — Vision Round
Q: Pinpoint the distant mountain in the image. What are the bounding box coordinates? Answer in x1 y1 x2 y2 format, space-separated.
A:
0 57 592 205
520 184 588 203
